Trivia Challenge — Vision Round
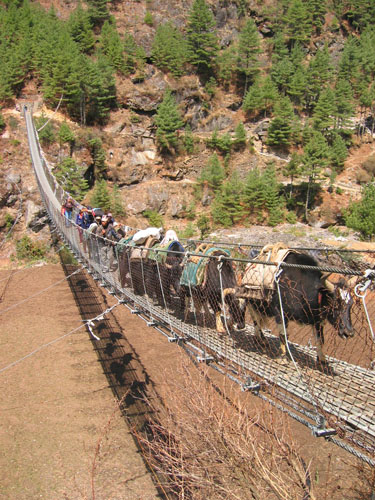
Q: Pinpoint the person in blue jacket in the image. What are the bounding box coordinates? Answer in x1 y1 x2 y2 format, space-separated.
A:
76 207 91 253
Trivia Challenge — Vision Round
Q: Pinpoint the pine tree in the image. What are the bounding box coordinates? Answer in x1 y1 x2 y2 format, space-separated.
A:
81 55 116 125
243 167 263 211
38 25 84 114
216 44 237 87
151 22 188 77
266 96 294 150
242 79 264 115
200 153 225 192
123 32 146 76
35 114 55 145
111 184 125 216
100 20 125 73
358 27 375 82
302 130 330 219
186 0 218 74
344 184 375 240
305 44 333 110
243 76 278 117
236 18 261 94
271 31 289 64
183 124 195 154
197 214 211 239
54 157 88 201
217 132 232 155
305 0 327 34
312 87 336 134
284 0 312 47
68 5 94 54
58 122 75 156
154 88 184 154
337 36 360 84
0 109 5 132
263 164 284 226
334 79 354 130
90 179 111 211
330 132 348 171
88 136 107 179
287 65 307 108
283 151 302 197
290 43 305 68
270 56 294 94
211 172 243 227
358 83 375 138
87 0 109 28
342 0 375 33
144 11 153 26
206 129 220 150
261 76 279 115
233 122 247 150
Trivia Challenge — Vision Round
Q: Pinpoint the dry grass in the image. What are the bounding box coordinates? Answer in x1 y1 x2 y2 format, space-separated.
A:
138 360 317 500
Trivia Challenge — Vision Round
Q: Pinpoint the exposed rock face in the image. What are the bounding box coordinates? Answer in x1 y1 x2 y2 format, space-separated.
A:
0 0 368 261
0 170 22 208
24 200 47 231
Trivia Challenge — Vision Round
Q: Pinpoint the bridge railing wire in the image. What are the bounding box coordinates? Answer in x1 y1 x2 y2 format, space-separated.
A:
25 105 375 465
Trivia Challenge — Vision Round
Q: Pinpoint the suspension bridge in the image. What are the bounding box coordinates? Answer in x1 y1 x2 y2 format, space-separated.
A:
24 104 375 465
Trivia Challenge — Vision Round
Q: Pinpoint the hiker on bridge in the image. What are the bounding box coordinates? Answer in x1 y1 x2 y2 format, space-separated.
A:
99 214 121 272
75 207 91 253
61 196 75 227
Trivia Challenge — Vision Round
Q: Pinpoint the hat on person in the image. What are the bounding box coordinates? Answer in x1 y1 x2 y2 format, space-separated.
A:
107 213 113 218
95 215 102 221
101 215 109 223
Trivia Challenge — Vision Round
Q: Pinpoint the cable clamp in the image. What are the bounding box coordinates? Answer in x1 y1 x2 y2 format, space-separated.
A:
274 264 283 283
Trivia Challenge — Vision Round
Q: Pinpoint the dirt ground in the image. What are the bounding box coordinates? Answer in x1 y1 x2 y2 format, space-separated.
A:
0 262 369 499
0 263 160 500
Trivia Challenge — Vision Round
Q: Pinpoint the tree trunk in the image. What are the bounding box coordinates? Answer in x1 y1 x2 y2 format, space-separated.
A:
305 175 312 221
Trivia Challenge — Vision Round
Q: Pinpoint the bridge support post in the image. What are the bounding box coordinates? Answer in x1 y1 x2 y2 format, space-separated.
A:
241 376 261 394
197 354 214 363
312 414 337 438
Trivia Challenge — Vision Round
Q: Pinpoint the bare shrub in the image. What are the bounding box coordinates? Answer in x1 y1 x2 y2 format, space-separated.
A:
350 459 375 499
356 168 371 184
362 155 375 175
138 361 316 500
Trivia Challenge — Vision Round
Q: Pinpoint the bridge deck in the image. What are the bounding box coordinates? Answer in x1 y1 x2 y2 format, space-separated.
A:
115 281 375 448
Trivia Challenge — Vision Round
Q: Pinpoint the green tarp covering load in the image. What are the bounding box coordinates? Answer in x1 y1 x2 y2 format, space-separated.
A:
117 236 135 252
180 246 231 287
147 242 171 264
148 240 185 264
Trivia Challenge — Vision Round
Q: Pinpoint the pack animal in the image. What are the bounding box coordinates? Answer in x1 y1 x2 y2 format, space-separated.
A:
147 240 185 308
179 247 242 333
236 251 354 367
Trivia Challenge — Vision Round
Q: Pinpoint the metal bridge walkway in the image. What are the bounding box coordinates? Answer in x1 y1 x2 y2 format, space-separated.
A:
116 284 375 453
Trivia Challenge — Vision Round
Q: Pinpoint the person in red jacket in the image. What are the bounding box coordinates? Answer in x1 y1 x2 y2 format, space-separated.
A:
61 196 74 227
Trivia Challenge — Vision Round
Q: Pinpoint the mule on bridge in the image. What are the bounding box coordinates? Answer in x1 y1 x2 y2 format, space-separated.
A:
235 243 354 369
118 227 164 295
178 243 243 333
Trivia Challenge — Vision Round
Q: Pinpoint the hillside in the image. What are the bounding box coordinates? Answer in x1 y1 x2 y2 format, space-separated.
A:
1 0 375 262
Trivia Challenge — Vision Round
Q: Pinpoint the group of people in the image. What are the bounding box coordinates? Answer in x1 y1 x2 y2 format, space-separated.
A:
86 210 123 272
60 196 181 275
61 196 128 272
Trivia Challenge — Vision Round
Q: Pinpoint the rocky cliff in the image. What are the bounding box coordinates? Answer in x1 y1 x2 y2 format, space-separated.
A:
0 0 373 266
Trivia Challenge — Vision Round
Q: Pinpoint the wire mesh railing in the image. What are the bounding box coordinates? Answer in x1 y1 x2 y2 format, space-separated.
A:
24 104 375 465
